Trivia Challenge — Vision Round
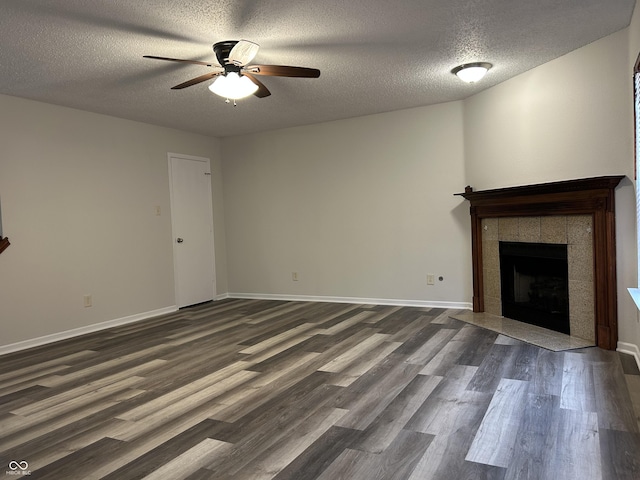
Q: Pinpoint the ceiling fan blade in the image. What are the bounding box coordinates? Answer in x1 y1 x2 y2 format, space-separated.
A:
143 55 219 68
245 65 320 78
171 72 222 89
243 73 271 98
229 40 260 66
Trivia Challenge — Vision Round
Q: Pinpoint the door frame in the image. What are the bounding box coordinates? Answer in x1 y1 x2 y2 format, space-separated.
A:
168 152 217 307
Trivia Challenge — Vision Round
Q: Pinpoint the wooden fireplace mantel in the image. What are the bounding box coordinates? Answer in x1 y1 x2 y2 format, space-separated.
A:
0 237 9 255
456 175 625 350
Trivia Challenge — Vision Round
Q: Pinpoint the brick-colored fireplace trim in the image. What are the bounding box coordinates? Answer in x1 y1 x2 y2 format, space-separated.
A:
456 176 624 350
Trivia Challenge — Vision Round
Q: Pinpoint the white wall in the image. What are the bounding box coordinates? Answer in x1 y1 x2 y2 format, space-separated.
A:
464 28 638 348
222 101 471 306
0 94 227 347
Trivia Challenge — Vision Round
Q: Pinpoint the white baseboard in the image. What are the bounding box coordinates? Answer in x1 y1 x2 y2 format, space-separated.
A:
617 341 640 370
0 306 178 356
227 292 472 310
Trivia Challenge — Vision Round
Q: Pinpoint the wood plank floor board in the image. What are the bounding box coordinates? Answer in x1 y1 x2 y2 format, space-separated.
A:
505 343 539 382
0 385 51 411
203 383 347 477
312 306 373 329
419 326 480 376
165 318 250 347
598 428 640 480
34 344 173 389
90 404 234 478
620 352 640 375
116 362 253 421
561 351 598 412
31 436 126 480
287 322 381 356
133 343 250 392
219 407 349 479
244 302 311 325
466 344 522 393
0 346 99 375
407 387 490 438
335 360 423 431
372 308 426 335
361 429 434 480
352 373 442 454
326 339 403 387
0 350 95 385
208 371 336 440
503 393 561 480
532 348 564 396
362 306 404 325
408 415 506 480
31 358 167 396
217 353 321 408
0 388 147 453
454 326 500 367
1 299 638 479
271 425 360 480
5 376 146 435
591 349 639 432
625 373 640 431
238 316 316 347
113 371 259 439
100 420 231 480
142 437 232 480
315 429 434 480
544 408 602 480
318 332 391 373
404 327 460 366
465 378 529 468
386 314 437 343
212 376 336 430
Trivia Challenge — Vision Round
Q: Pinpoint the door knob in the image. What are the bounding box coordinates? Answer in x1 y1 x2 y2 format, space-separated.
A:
176 238 184 243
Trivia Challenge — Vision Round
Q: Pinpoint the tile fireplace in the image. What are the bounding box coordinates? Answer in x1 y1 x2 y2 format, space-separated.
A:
456 176 624 350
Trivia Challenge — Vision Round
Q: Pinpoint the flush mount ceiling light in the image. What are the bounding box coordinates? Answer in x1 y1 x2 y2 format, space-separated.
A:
208 71 258 100
451 62 493 83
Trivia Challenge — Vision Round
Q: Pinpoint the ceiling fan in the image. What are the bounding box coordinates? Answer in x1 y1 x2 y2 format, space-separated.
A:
144 40 320 103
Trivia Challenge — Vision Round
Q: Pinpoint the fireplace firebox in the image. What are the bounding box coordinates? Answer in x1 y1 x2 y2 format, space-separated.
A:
499 242 569 334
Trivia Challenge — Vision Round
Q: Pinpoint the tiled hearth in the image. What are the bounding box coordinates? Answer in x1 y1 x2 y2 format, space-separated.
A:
481 215 594 341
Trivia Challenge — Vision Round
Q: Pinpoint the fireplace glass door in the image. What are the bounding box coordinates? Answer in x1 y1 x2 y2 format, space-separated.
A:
499 242 569 334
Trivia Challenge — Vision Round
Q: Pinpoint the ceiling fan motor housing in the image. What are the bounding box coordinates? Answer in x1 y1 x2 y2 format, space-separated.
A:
213 41 239 66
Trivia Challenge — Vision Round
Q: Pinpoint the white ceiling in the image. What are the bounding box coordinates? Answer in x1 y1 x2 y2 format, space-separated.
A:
0 0 635 138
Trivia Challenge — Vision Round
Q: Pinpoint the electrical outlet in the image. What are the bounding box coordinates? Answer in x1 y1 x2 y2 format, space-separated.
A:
292 272 299 281
84 294 92 307
427 274 435 285
155 206 161 216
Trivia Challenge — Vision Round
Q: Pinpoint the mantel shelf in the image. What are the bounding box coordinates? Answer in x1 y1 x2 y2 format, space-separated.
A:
0 237 10 255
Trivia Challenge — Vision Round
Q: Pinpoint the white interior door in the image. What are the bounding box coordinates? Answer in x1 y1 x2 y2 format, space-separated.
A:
168 153 216 308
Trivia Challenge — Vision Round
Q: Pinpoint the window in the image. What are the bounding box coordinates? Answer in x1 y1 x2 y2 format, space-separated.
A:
636 54 640 284
631 53 640 307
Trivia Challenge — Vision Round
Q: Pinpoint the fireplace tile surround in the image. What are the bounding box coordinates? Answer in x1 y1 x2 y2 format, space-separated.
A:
481 215 594 341
457 176 624 350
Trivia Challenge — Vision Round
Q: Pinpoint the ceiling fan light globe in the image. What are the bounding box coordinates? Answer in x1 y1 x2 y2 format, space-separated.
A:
209 72 258 99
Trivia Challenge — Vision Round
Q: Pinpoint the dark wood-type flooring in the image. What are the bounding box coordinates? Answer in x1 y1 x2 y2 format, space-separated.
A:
1 299 639 479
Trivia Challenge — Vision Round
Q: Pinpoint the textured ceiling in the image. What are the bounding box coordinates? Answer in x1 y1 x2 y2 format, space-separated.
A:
0 0 636 138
